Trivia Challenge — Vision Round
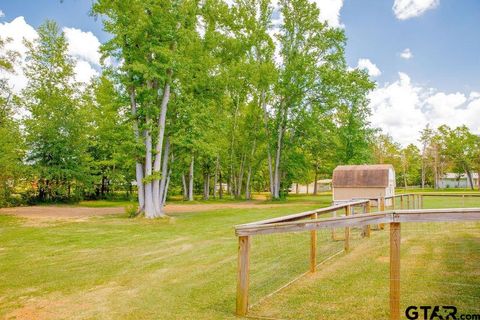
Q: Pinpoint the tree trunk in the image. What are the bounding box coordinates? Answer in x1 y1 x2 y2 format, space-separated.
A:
229 97 240 198
182 173 188 200
203 170 210 200
477 170 480 191
162 150 173 206
236 154 245 199
158 137 170 212
130 89 145 211
144 126 156 218
152 75 171 216
213 156 219 199
226 175 230 196
260 91 274 197
245 166 252 200
465 167 475 190
101 175 106 198
273 104 286 199
219 171 223 199
313 165 318 195
188 155 194 201
245 134 257 201
421 156 426 189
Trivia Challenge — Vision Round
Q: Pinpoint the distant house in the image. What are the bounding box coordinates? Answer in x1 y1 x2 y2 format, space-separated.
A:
332 164 395 205
214 183 228 192
291 179 332 194
438 173 479 188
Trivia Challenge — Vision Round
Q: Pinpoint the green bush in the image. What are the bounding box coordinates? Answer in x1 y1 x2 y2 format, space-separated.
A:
124 204 139 218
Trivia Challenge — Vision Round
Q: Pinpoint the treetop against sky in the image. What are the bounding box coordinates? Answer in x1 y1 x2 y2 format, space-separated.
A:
0 0 479 146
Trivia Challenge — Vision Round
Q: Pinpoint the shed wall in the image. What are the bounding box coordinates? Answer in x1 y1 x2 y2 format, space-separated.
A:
334 187 386 201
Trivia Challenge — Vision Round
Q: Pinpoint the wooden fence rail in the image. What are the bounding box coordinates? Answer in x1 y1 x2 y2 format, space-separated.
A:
234 196 480 319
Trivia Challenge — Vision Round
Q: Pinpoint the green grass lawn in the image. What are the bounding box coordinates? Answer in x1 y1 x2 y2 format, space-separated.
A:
0 193 479 319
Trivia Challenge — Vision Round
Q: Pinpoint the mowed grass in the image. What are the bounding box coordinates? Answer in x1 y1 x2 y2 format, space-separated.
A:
0 197 329 319
0 193 479 319
248 195 480 319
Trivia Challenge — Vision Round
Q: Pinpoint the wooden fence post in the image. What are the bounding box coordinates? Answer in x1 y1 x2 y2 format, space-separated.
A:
344 205 351 252
400 195 404 209
380 197 386 229
390 222 401 320
407 195 410 209
310 213 318 273
420 195 424 209
364 201 371 238
236 236 251 316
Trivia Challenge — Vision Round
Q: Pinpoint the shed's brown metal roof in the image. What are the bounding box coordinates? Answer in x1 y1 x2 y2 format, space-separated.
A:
332 164 394 188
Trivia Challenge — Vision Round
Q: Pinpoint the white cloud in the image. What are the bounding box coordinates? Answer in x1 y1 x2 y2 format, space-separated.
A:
0 16 38 91
63 27 102 66
357 58 381 77
400 48 413 59
425 92 466 125
0 10 5 18
313 0 344 28
369 72 426 146
369 72 480 146
0 17 101 92
73 59 99 83
469 92 480 100
393 0 439 20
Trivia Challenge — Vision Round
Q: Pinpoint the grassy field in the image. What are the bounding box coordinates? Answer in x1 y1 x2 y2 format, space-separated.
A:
0 194 479 319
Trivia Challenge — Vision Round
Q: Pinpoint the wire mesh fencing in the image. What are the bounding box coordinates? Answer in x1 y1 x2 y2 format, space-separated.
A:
399 221 480 317
235 195 480 320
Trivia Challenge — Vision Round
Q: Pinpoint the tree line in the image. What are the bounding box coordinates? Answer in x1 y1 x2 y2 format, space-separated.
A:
1 0 478 214
372 125 480 190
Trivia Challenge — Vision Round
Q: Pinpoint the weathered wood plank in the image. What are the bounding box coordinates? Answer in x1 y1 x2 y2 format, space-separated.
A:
419 193 480 197
363 200 371 237
235 209 480 236
236 213 389 236
394 210 480 223
237 200 369 228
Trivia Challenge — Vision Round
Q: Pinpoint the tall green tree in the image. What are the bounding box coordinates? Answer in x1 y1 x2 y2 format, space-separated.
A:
333 70 375 164
93 0 215 216
22 21 90 201
85 76 135 198
437 125 477 190
0 37 24 206
419 124 434 188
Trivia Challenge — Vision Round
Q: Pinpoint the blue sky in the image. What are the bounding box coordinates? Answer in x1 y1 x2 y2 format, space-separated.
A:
1 0 479 145
0 0 109 41
342 0 480 93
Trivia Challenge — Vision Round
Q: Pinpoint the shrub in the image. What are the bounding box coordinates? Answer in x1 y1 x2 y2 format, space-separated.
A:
125 204 139 218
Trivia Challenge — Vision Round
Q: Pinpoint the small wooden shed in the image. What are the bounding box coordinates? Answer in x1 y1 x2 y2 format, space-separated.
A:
332 164 395 205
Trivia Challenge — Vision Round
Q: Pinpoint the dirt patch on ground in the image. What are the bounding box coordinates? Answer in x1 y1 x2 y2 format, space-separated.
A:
5 283 137 320
0 202 316 221
0 206 123 220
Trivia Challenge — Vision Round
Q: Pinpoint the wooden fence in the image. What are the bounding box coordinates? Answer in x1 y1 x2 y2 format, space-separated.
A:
234 193 480 319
